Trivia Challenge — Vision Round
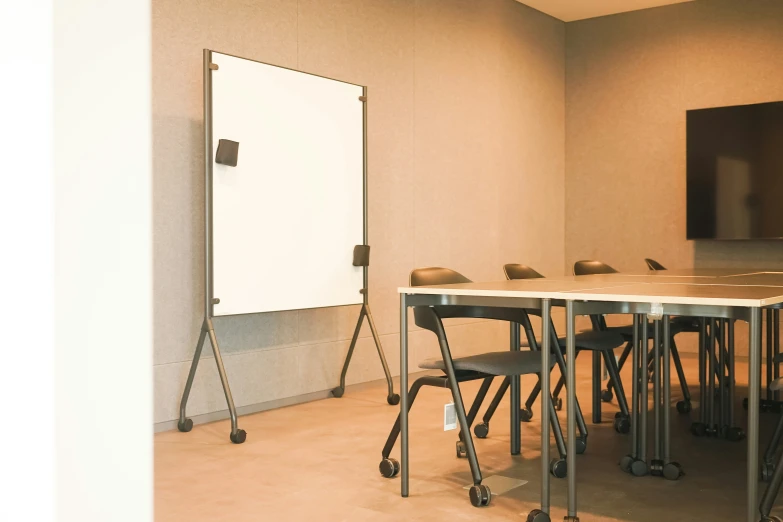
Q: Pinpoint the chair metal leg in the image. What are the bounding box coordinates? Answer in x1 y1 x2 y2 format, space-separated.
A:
760 445 783 519
592 351 602 423
459 377 494 443
605 340 633 397
435 330 483 485
480 377 510 426
670 338 692 404
382 376 440 459
604 350 630 418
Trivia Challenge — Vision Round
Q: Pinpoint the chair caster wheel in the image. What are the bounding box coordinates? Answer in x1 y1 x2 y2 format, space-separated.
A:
177 418 193 433
663 462 684 481
601 389 613 402
631 459 648 477
613 415 630 434
527 509 551 522
575 437 587 455
554 397 563 411
520 407 534 422
726 426 744 442
456 441 467 459
332 387 344 398
387 393 400 405
762 461 776 481
761 516 783 522
469 484 491 507
676 400 691 414
690 422 707 437
379 457 400 478
474 422 489 439
550 458 567 478
229 429 247 444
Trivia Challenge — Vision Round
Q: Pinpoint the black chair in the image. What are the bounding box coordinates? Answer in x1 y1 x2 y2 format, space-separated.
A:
378 267 566 507
641 258 695 413
760 375 783 522
572 260 634 426
473 264 630 446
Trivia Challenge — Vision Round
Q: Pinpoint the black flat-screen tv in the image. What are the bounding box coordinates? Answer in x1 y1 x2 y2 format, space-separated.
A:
686 100 783 240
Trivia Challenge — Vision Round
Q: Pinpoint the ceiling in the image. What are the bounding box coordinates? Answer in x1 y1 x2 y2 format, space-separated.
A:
517 0 694 22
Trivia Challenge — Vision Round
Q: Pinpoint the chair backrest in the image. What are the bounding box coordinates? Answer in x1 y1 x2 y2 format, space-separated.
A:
573 260 618 276
410 266 471 287
645 258 666 271
408 267 527 333
572 260 617 330
503 264 544 280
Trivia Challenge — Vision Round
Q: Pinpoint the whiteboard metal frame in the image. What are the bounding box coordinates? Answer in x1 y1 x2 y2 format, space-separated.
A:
177 50 397 443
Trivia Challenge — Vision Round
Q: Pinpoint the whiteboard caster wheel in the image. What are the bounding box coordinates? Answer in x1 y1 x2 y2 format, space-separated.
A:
230 429 246 444
379 458 400 478
469 484 491 507
387 393 400 405
177 418 193 433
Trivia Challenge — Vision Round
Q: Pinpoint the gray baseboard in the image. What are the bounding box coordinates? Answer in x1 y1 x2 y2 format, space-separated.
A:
154 374 415 433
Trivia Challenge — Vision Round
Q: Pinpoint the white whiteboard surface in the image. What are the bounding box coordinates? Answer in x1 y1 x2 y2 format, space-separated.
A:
210 52 364 316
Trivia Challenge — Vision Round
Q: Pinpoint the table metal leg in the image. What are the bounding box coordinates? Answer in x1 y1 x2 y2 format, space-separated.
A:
565 300 579 521
719 319 726 434
708 318 716 435
662 316 683 479
621 314 647 476
651 320 662 476
768 309 773 401
400 293 409 498
511 322 521 456
748 307 762 522
699 318 707 427
640 319 649 465
775 310 780 402
541 299 551 515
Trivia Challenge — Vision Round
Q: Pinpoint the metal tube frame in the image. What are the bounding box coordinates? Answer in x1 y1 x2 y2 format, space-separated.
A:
566 300 577 519
178 49 243 442
748 307 762 522
663 316 671 463
630 315 640 459
540 299 551 515
334 85 397 403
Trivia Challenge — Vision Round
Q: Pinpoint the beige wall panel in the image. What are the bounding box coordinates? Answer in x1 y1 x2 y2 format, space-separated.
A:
566 0 783 276
153 0 565 423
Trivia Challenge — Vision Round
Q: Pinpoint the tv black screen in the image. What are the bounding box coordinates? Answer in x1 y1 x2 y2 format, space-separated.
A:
686 100 783 240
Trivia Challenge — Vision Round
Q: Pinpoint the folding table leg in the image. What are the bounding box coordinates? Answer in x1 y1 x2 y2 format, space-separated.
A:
748 307 762 522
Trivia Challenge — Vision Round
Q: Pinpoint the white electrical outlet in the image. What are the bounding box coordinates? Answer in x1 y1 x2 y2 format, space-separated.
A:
444 403 457 431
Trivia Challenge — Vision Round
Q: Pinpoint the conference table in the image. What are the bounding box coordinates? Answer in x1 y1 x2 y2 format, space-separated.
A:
398 268 783 522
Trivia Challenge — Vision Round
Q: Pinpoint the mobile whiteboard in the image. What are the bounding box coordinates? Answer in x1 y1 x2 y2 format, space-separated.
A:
209 52 365 316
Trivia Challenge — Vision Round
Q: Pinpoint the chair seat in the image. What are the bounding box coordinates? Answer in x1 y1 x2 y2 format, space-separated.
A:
608 320 689 339
557 330 625 351
419 350 548 376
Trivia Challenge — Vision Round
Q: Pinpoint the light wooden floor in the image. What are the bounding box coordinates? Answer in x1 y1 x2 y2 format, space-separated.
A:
155 353 783 521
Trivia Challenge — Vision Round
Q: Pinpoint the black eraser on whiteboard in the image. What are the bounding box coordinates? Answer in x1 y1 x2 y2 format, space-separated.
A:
353 245 370 267
215 139 239 166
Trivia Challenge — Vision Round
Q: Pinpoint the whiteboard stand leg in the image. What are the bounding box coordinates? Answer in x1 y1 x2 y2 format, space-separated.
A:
177 317 247 444
333 303 399 405
366 303 400 405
